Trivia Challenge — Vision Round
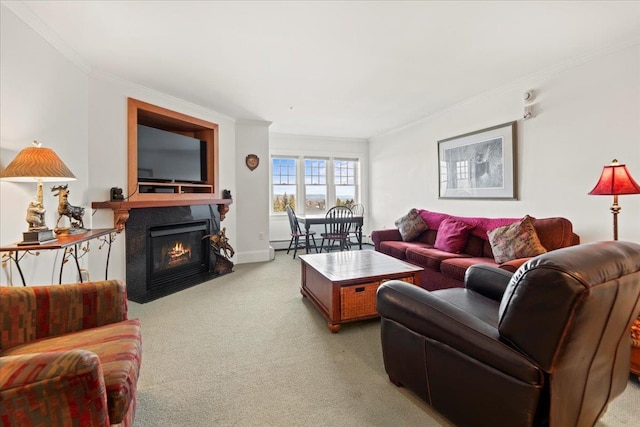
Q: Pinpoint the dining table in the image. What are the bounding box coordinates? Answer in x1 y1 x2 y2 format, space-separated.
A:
296 214 364 252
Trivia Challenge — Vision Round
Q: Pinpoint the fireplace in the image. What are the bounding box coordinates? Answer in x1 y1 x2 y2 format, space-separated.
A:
125 205 220 303
147 221 209 290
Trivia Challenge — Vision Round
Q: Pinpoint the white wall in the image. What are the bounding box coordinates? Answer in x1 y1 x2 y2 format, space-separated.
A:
1 4 244 286
234 119 271 263
0 5 90 286
269 133 369 247
87 73 239 279
369 43 640 244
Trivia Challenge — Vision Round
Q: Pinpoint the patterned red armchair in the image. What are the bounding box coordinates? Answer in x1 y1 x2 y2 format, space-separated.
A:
0 280 142 426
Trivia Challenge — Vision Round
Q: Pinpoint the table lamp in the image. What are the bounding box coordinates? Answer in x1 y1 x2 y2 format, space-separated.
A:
1 140 76 244
588 159 640 240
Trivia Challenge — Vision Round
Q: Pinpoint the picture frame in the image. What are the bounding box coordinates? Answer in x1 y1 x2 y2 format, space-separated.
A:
438 121 517 200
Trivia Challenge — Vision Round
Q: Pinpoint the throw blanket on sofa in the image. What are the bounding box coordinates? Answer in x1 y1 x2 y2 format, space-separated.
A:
418 209 520 240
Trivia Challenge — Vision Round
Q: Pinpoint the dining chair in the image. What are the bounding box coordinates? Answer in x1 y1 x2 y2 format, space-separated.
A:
348 204 364 247
285 205 317 258
320 206 353 252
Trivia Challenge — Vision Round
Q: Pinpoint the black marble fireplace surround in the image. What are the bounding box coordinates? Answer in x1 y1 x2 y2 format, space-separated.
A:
125 205 221 303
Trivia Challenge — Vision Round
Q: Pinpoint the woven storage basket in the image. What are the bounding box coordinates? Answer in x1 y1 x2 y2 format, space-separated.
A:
341 282 379 321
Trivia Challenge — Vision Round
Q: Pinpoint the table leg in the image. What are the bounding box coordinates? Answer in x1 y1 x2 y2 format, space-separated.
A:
358 225 363 250
328 322 341 333
59 243 85 284
99 232 115 280
2 251 27 286
304 223 311 253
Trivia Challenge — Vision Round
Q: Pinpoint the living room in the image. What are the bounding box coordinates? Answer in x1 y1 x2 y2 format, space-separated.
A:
1 1 639 425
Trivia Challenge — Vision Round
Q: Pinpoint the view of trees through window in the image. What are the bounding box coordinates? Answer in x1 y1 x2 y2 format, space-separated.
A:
334 159 356 208
271 157 359 214
272 158 296 212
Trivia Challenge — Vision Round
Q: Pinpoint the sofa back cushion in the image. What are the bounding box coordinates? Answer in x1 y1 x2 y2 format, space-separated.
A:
530 217 579 250
417 210 579 258
0 280 128 350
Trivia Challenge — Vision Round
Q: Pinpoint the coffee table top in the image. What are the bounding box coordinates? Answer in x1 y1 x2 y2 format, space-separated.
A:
299 250 422 283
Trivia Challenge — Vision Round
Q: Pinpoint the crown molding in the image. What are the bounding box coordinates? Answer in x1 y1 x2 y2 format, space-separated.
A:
2 0 92 74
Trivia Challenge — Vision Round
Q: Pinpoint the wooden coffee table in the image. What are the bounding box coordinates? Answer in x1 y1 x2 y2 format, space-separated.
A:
299 250 423 333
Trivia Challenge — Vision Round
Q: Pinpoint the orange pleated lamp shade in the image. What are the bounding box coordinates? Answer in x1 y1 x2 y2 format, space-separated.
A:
1 141 76 182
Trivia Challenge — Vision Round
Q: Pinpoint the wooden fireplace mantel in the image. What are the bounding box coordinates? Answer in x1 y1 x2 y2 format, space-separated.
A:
92 198 233 233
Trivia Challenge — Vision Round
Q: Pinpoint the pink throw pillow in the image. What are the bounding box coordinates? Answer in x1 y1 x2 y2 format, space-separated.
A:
433 218 474 253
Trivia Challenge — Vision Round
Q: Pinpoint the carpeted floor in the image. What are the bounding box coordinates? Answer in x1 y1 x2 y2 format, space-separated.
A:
130 251 640 426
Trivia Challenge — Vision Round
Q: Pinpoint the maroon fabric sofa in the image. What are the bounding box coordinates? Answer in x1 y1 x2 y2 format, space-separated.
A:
371 210 579 291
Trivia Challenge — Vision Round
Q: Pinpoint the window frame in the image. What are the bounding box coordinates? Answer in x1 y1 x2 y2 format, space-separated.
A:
270 155 361 215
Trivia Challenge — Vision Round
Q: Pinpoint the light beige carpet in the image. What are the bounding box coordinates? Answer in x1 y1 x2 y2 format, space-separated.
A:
130 251 639 426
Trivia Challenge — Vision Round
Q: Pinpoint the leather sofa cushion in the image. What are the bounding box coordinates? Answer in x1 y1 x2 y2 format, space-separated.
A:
406 246 470 271
432 288 501 326
3 319 142 424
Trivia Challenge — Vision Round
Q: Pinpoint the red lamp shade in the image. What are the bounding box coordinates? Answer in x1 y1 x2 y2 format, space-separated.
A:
588 160 640 196
588 159 640 241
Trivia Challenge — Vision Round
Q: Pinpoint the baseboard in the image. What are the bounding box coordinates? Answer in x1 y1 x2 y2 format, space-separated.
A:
235 249 273 264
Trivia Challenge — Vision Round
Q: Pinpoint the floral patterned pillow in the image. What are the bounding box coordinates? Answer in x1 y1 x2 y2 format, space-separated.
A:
395 208 428 241
487 215 547 263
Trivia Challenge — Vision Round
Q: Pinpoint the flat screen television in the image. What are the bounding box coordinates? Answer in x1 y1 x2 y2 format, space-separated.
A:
137 124 207 184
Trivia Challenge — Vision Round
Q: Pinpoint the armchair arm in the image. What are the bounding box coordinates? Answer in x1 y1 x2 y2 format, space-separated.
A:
377 280 542 384
371 228 403 250
465 264 514 301
0 350 110 426
498 257 531 273
1 280 128 349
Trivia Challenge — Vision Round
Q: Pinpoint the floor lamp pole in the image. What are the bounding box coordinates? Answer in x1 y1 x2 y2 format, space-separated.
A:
610 194 620 241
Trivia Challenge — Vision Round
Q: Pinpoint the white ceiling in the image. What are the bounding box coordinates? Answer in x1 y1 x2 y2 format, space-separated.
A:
8 1 640 139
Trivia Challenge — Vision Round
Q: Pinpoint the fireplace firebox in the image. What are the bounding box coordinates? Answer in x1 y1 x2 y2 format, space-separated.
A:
147 221 209 290
125 205 221 303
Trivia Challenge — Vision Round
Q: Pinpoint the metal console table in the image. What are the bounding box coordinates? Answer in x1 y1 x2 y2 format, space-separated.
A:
0 228 117 286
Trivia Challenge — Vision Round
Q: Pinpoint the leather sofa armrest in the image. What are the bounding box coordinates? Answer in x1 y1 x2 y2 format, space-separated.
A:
377 280 542 384
371 229 402 250
0 350 110 426
465 264 514 301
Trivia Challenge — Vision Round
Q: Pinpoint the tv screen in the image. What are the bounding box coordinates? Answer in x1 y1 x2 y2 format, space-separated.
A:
137 124 207 183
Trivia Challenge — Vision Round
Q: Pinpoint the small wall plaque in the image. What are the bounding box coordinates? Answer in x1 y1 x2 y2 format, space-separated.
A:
245 154 259 171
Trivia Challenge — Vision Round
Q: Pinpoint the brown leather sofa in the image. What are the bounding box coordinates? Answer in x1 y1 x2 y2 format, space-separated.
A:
377 241 640 427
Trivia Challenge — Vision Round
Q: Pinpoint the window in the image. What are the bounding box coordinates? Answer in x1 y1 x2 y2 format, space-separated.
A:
304 159 327 214
271 156 360 214
334 159 357 208
272 158 297 212
456 160 469 180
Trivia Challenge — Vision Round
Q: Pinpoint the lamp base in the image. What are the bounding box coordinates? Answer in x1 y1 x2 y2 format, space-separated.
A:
18 228 56 246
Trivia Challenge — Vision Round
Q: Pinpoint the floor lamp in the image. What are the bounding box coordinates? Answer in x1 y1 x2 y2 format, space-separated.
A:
588 159 640 241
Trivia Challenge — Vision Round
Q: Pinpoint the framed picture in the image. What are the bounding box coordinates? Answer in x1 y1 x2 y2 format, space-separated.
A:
438 121 517 200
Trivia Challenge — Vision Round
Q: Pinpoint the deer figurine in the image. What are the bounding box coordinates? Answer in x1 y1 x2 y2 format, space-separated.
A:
51 184 85 231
